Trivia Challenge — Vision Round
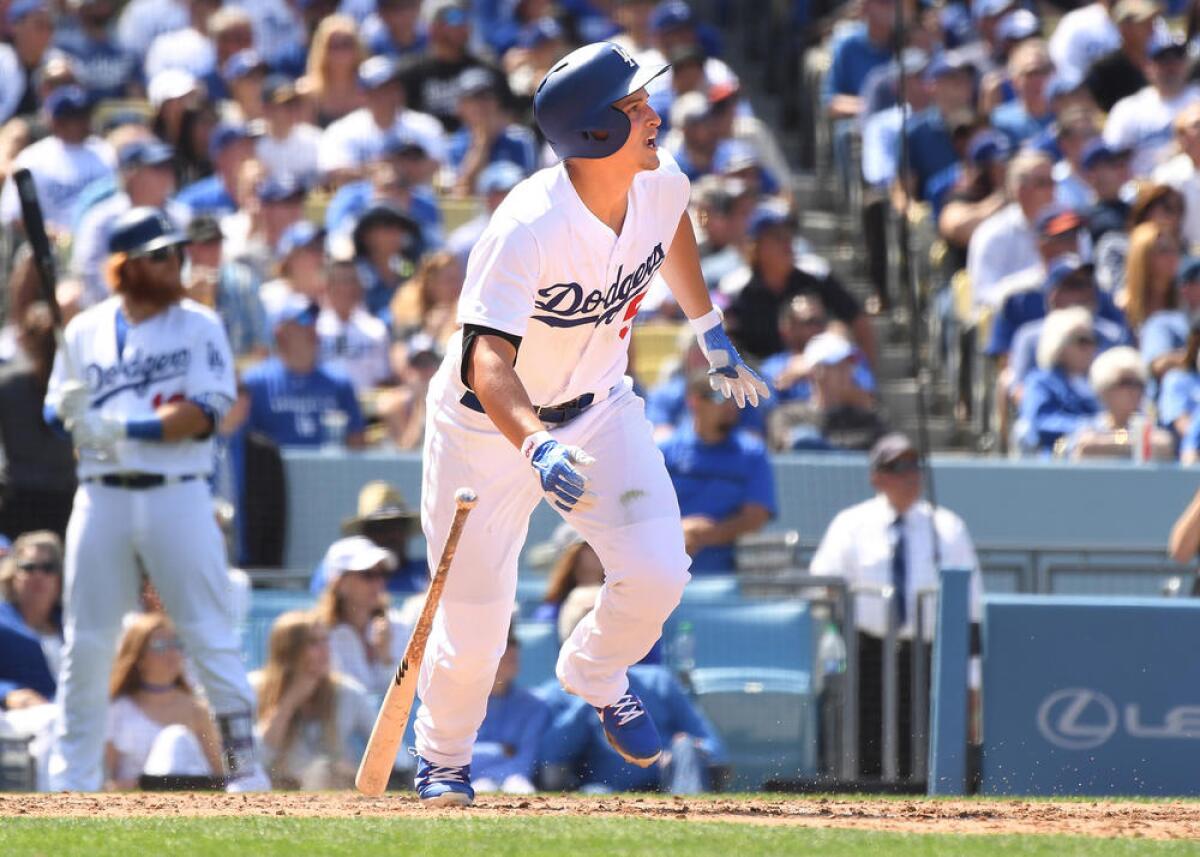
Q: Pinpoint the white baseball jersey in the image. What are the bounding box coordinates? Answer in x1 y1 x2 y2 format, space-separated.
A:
317 305 391 392
449 148 690 408
46 296 236 478
0 135 115 231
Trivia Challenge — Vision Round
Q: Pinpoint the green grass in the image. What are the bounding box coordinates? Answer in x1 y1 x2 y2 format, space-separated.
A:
1 817 1198 857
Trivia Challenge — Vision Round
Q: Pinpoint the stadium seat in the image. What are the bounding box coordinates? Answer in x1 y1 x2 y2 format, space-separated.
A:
664 599 814 675
681 575 740 601
243 591 318 671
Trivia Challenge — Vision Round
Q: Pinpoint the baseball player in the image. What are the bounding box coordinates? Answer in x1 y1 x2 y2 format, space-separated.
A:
412 42 768 806
43 207 268 792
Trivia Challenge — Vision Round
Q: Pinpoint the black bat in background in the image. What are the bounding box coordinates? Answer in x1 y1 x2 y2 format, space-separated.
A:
13 167 74 374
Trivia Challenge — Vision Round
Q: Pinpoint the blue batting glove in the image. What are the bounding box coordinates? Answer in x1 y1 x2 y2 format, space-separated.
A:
523 431 596 513
691 309 771 408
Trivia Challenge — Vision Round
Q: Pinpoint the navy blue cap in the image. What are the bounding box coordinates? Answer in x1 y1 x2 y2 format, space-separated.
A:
997 8 1040 41
1043 253 1095 291
108 206 187 256
45 85 91 118
381 130 428 158
223 49 266 82
924 50 974 82
208 122 252 159
747 204 793 239
7 0 46 26
1177 256 1200 284
117 138 174 170
477 160 525 194
967 130 1012 165
358 56 402 90
517 16 563 49
256 174 306 203
713 139 760 174
1148 29 1188 59
276 220 324 258
354 200 419 237
456 66 496 98
651 0 695 32
272 293 319 328
1080 137 1130 169
1034 203 1084 237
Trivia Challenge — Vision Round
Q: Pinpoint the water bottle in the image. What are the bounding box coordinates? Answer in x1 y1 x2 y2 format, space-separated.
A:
671 621 696 690
816 621 847 777
1128 413 1147 463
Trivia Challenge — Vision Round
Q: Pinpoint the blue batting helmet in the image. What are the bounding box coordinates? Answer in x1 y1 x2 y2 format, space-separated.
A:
107 206 188 256
534 42 668 161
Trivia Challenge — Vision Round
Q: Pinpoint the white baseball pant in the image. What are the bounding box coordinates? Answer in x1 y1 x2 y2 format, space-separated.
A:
414 380 691 768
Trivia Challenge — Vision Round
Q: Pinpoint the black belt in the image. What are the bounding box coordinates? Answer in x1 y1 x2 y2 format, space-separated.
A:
84 473 201 490
459 391 596 424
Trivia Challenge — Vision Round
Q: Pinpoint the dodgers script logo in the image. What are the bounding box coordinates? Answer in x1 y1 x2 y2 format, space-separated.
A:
532 243 666 331
86 347 191 406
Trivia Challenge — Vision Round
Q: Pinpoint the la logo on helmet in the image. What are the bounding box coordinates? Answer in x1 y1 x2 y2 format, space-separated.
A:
611 44 636 67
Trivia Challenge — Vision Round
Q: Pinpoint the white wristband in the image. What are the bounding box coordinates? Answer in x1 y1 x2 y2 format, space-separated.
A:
521 430 554 461
688 307 723 338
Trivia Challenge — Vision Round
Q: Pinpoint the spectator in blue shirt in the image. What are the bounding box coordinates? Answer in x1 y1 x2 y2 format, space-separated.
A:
659 373 776 575
351 200 425 321
1015 306 1102 453
821 0 895 120
990 39 1056 147
760 294 876 405
52 0 137 101
0 531 63 710
447 67 537 195
362 0 428 59
1143 257 1200 385
243 295 367 449
665 91 721 183
538 585 726 793
903 52 975 201
473 624 550 794
174 122 255 217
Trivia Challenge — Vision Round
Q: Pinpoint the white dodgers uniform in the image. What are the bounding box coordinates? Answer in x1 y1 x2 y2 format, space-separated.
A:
44 296 257 791
415 151 694 767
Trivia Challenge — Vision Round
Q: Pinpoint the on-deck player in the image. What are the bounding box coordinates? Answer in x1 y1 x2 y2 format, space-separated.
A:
43 207 269 791
412 42 769 806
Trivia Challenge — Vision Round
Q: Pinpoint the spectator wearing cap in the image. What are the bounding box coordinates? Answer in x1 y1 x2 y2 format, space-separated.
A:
646 42 707 135
222 174 308 280
315 535 410 696
1142 256 1200 382
860 50 932 189
1154 104 1200 253
446 160 525 270
723 206 875 366
690 174 755 293
378 331 443 448
242 295 367 449
1123 221 1183 333
810 432 981 780
52 0 138 102
302 16 366 128
969 0 1016 64
173 121 255 217
857 47 928 119
759 294 877 406
966 150 1056 310
143 0 222 87
711 139 781 201
1050 107 1103 212
6 0 54 116
663 91 721 182
223 49 268 123
0 86 114 232
256 75 322 185
1048 0 1120 86
471 622 550 795
645 1 737 100
1015 305 1102 452
504 15 568 103
403 0 510 132
704 71 793 206
198 7 256 103
233 0 306 78
978 9 1043 114
935 130 1013 257
260 220 327 322
901 52 975 201
1064 346 1174 459
821 0 895 122
318 258 392 394
1080 138 1133 245
1083 0 1157 112
70 138 185 307
1103 29 1200 177
990 40 1056 147
448 67 537 195
538 583 726 794
148 68 201 153
657 370 775 574
181 214 269 358
352 200 425 321
362 0 428 60
318 55 446 182
768 331 889 452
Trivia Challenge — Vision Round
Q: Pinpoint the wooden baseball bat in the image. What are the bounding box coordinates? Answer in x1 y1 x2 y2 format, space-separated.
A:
355 487 478 797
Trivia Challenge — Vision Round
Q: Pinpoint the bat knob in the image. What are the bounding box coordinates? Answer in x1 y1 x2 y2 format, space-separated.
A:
454 487 478 509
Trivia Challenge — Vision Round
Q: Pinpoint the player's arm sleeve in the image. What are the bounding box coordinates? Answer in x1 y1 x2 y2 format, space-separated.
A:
456 217 541 336
185 317 237 431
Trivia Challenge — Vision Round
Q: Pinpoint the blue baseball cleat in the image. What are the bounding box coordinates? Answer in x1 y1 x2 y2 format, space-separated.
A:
415 757 475 806
596 692 663 767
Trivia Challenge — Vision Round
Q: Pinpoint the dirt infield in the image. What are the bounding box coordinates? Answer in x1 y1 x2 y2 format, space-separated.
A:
2 792 1199 840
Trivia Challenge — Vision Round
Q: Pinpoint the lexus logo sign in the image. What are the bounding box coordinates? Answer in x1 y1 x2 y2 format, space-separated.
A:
1037 688 1119 750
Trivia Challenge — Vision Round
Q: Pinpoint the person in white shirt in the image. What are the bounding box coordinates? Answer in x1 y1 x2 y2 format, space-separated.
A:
1152 103 1200 253
809 432 981 781
255 75 321 185
315 536 411 698
143 0 220 82
0 86 115 233
318 55 446 183
317 258 392 393
966 150 1055 310
1047 0 1120 87
1104 30 1200 177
